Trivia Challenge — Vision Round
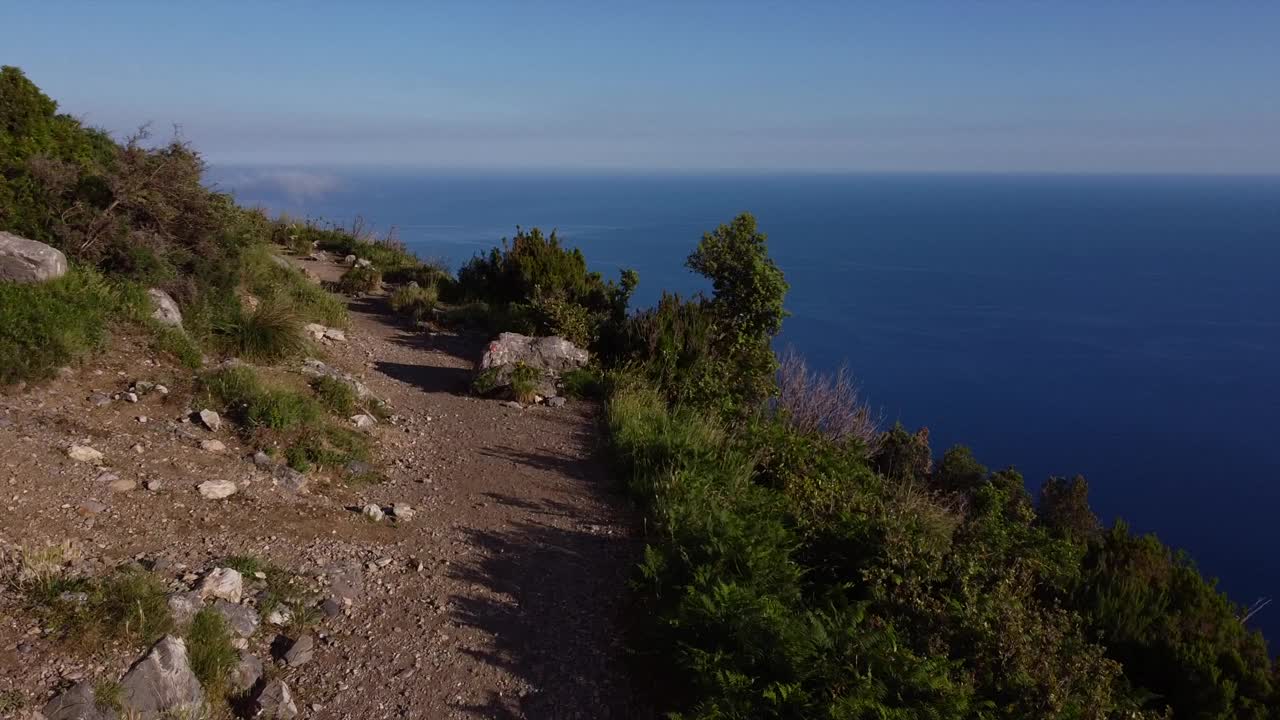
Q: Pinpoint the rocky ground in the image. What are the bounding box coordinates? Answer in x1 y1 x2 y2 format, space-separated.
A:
0 255 642 718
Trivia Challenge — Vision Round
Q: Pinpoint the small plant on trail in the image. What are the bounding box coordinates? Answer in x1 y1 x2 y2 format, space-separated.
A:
312 375 357 415
186 608 237 694
214 296 305 362
509 363 541 404
337 265 382 295
388 282 439 321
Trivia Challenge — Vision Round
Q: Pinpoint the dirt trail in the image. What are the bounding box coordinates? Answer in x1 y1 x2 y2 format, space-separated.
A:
288 258 641 717
0 256 641 718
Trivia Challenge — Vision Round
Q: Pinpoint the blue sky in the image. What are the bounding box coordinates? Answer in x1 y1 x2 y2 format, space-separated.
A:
5 1 1278 172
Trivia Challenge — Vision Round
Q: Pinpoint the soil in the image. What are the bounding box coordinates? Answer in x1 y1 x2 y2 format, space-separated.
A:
0 254 643 719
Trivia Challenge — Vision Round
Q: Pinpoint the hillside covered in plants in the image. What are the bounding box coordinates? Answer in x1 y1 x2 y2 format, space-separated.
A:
2 64 1277 719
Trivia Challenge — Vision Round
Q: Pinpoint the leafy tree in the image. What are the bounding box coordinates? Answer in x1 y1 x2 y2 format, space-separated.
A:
1038 475 1101 542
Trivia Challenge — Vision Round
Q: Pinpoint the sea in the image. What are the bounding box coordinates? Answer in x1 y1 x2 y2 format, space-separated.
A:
210 169 1280 644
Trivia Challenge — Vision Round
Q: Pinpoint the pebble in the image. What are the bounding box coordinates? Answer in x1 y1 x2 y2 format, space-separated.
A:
108 478 137 492
67 445 104 464
200 439 226 453
197 409 222 431
284 634 315 667
362 504 384 522
124 392 139 403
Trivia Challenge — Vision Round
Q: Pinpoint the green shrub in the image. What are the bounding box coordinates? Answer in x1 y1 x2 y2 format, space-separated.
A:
213 296 306 362
148 322 203 369
337 265 382 295
388 282 439 321
509 363 541 404
240 244 347 328
186 608 237 694
0 269 126 384
312 375 357 414
559 367 604 399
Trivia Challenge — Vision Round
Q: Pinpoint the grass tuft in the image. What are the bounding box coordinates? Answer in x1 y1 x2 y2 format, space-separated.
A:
186 608 237 694
214 296 306 362
0 269 129 385
388 282 439 321
312 375 357 415
509 363 541 404
337 265 383 295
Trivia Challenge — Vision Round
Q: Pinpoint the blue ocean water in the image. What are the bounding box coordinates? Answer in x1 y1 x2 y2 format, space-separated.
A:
214 170 1280 643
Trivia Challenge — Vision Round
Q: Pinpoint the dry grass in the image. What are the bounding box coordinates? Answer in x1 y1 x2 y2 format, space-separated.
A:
774 346 881 450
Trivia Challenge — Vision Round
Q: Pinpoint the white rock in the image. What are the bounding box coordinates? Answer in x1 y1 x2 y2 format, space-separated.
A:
351 414 377 429
197 479 237 500
196 567 244 603
323 328 347 342
147 288 184 327
0 231 67 283
362 504 384 522
392 503 415 521
197 409 221 431
303 322 328 340
199 439 226 453
67 445 104 464
108 478 137 492
265 607 293 626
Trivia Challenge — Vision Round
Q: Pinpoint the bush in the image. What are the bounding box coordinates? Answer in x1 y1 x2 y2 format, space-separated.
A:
337 265 382 295
213 296 306 362
241 244 347 328
773 346 880 450
509 363 541 404
0 269 130 384
559 367 604 399
388 282 439 321
312 375 357 414
186 608 237 693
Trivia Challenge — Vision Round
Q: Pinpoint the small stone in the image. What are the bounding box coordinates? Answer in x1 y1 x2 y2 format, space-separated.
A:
265 607 292 626
108 477 137 492
197 409 222 432
230 653 263 694
321 598 342 618
350 413 377 429
76 499 108 516
197 479 238 500
136 415 148 423
392 503 415 521
252 450 274 467
256 679 299 719
345 460 373 475
197 567 244 603
132 443 145 454
145 479 163 491
361 503 384 522
343 254 357 266
502 400 523 409
546 396 567 408
283 633 314 667
67 444 104 464
155 384 169 395
303 322 328 340
199 439 226 453
323 328 347 342
124 392 139 403
273 465 308 493
89 392 111 407
213 599 259 637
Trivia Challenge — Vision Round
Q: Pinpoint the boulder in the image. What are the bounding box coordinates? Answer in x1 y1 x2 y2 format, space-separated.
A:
476 333 589 397
0 231 67 283
147 288 183 327
197 567 244 603
119 635 205 718
255 679 299 719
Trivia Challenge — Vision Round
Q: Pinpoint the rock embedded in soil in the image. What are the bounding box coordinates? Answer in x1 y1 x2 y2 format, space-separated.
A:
256 679 299 719
41 680 107 720
148 287 184 327
351 413 377 429
283 633 315 667
197 567 244 603
196 408 221 431
167 591 204 625
199 439 226 452
119 635 205 717
231 652 264 694
197 479 237 499
67 444 104 464
213 598 260 637
362 503 384 522
392 502 415 521
108 477 138 492
0 231 67 283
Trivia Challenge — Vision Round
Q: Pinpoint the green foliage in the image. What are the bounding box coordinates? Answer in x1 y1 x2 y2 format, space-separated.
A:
20 565 173 650
186 608 237 693
559 367 604 399
148 322 204 369
0 268 128 383
457 227 637 349
509 363 541 404
388 282 439 321
241 244 348 328
312 375 357 414
337 265 382 294
213 296 306 362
